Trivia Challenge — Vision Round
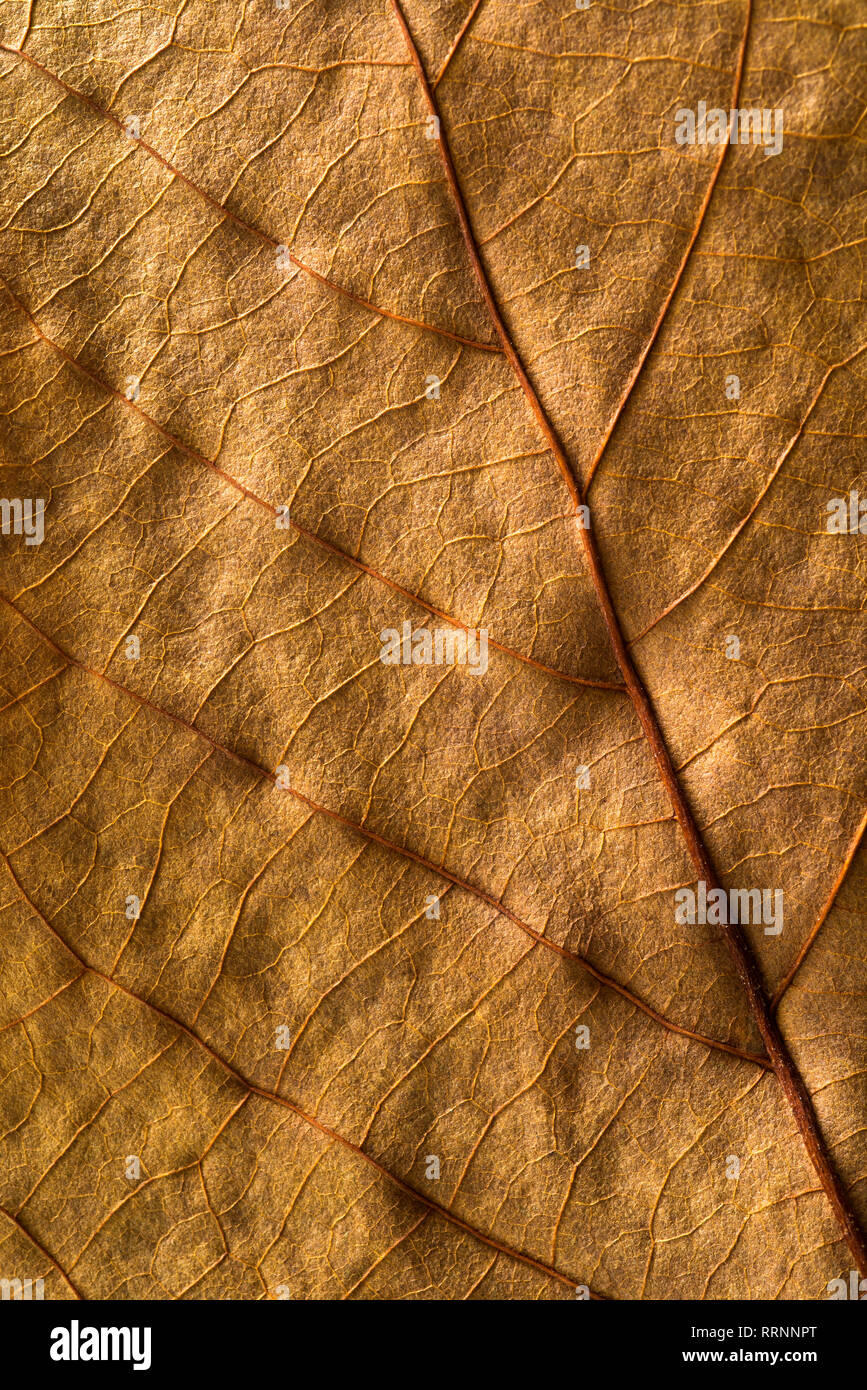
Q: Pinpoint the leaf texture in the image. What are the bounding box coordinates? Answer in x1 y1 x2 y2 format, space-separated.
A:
0 0 865 1301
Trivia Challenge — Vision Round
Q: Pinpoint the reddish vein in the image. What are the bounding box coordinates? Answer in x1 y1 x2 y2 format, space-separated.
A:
1 854 595 1297
434 0 485 87
389 0 867 1276
0 277 624 695
0 42 500 356
771 807 867 1011
0 1204 83 1299
583 2 753 489
0 592 767 1071
629 345 867 647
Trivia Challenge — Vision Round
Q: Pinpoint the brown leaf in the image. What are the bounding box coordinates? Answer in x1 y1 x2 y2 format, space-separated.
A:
0 0 865 1301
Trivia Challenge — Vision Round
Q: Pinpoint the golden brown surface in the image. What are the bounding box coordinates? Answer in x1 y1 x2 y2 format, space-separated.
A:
0 0 865 1300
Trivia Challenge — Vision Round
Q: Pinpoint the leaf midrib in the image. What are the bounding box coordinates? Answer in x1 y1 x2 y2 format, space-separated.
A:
387 0 867 1278
0 592 764 1069
3 2 864 1294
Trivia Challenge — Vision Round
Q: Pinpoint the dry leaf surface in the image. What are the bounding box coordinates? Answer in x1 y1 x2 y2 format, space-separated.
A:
0 0 865 1301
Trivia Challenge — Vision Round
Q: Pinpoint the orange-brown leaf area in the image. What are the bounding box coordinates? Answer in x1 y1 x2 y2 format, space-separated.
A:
0 0 865 1301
